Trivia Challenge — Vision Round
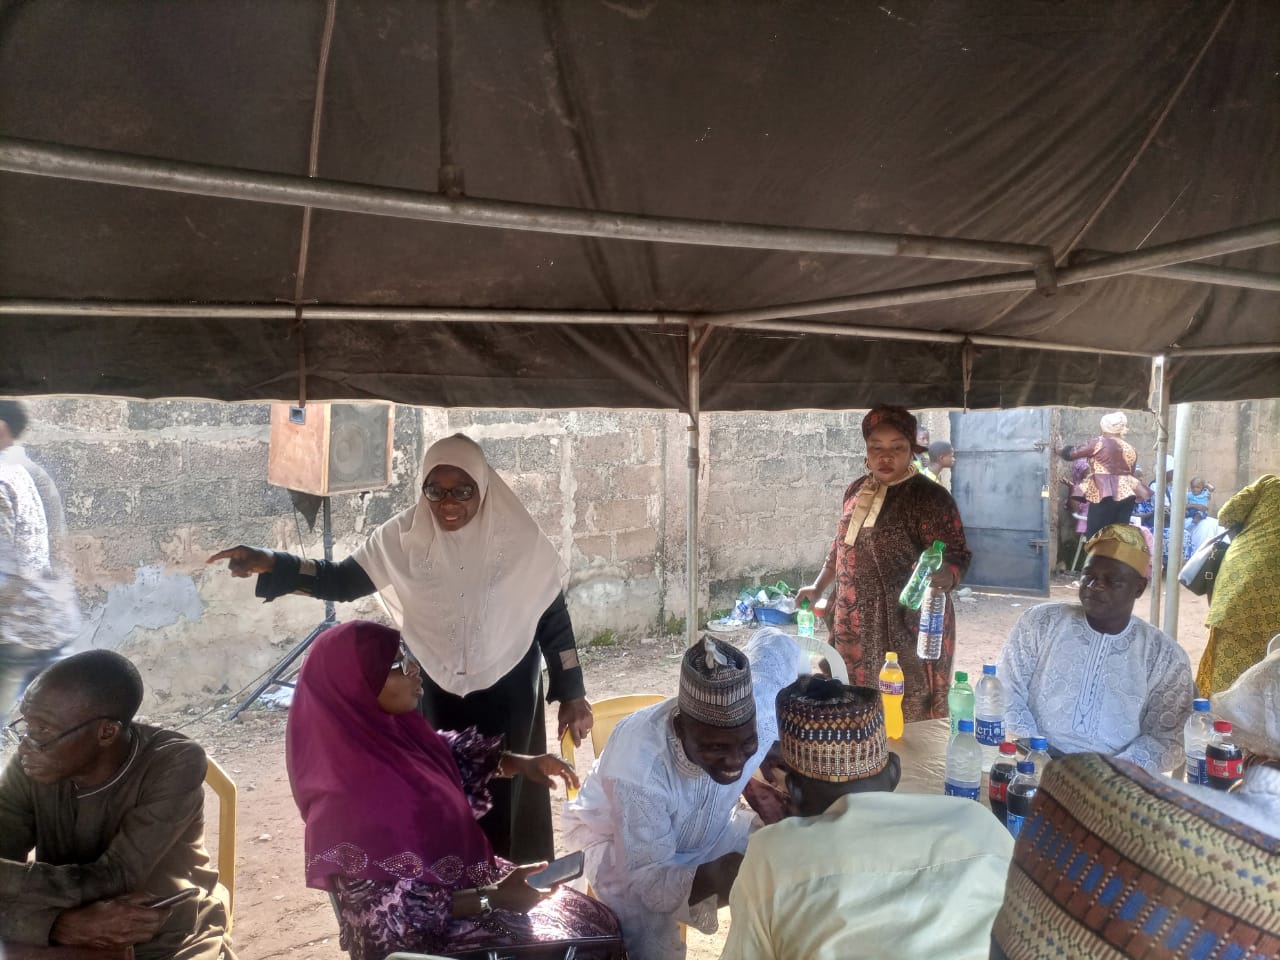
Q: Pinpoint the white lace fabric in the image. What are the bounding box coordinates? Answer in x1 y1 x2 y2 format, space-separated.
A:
998 602 1195 773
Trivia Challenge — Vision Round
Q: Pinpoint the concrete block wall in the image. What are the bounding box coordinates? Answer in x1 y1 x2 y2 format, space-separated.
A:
10 397 1274 708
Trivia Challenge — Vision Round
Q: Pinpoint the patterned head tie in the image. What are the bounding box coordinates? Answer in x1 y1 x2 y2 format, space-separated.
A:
678 636 755 729
776 676 888 782
1099 411 1129 435
861 404 927 454
1084 523 1149 577
991 753 1280 958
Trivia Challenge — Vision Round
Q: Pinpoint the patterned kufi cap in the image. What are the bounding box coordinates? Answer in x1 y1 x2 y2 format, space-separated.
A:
1212 643 1280 760
776 677 888 782
992 753 1280 958
1084 523 1149 577
678 636 755 729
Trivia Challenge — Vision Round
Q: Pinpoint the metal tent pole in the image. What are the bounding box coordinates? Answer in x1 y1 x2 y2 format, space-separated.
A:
1163 404 1193 637
0 136 1052 267
685 326 705 648
1149 358 1170 626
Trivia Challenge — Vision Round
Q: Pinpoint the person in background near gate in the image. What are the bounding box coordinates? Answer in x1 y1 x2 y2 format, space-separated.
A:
920 440 955 483
0 400 80 718
796 405 970 721
1197 474 1280 696
720 677 1013 960
207 433 592 862
562 629 800 960
911 425 930 474
287 621 623 960
0 650 235 958
998 524 1194 773
1059 411 1147 538
1187 475 1215 520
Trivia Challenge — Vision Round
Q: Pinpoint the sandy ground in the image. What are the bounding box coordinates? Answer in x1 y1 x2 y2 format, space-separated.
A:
158 578 1211 959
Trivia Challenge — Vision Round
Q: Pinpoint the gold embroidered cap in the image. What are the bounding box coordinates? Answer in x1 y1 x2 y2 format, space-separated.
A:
1084 523 1149 577
777 677 888 782
678 636 755 729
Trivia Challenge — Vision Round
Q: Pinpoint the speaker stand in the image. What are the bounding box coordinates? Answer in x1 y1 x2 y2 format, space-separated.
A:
228 496 337 720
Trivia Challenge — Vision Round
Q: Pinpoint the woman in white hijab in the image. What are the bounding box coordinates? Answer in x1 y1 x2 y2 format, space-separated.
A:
209 433 594 861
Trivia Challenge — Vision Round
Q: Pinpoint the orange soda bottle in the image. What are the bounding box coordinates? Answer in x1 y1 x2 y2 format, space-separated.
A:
878 652 905 739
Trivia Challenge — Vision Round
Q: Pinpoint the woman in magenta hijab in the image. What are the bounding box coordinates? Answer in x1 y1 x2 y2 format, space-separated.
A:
286 621 623 959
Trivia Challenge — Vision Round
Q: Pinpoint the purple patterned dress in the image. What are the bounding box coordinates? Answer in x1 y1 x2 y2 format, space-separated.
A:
331 728 623 959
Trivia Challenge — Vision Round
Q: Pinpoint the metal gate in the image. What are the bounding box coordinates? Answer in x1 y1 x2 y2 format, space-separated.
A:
948 409 1051 595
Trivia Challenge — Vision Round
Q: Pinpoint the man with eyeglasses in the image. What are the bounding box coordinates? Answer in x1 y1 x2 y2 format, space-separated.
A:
1 649 235 958
997 524 1195 774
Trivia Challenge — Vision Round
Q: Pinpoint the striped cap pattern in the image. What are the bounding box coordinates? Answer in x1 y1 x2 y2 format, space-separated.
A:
777 680 888 782
993 753 1280 959
678 637 755 729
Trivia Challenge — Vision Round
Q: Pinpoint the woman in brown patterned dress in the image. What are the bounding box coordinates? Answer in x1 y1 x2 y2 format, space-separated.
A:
797 406 971 721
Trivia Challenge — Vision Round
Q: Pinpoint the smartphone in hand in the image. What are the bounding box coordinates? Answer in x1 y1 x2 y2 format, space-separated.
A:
526 850 585 889
144 887 201 909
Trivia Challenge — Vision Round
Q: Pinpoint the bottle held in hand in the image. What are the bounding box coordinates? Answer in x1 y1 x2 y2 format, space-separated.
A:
899 540 946 610
796 599 815 638
915 586 945 660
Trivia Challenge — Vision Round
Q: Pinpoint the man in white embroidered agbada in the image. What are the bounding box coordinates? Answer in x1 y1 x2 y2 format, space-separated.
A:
998 523 1194 773
561 629 798 960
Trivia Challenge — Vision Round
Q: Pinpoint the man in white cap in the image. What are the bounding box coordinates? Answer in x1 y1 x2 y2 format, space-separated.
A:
999 523 1195 772
720 677 1013 960
562 629 798 960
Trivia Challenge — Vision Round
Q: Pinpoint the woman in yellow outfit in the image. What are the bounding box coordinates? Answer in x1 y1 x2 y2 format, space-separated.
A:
1197 474 1280 695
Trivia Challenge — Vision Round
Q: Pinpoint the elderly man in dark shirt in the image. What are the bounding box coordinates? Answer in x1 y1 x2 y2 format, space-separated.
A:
0 650 234 958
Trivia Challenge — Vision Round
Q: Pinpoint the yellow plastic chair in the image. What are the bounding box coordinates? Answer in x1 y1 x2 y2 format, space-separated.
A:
205 757 237 929
560 693 666 799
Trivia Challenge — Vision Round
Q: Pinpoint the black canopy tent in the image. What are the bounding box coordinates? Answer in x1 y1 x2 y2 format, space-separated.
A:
1 0 1278 639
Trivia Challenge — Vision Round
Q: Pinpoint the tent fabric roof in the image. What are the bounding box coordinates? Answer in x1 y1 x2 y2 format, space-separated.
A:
1 0 1276 410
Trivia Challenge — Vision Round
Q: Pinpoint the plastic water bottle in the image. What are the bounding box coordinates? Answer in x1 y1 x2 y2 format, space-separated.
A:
1205 720 1244 791
988 742 1018 826
1026 736 1051 776
1005 760 1040 838
947 671 975 737
796 599 815 638
898 540 946 610
915 586 945 660
1183 698 1213 785
974 664 1006 772
944 718 982 801
878 653 905 740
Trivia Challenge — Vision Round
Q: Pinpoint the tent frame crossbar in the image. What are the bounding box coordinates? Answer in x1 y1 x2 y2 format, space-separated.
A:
2 299 1277 360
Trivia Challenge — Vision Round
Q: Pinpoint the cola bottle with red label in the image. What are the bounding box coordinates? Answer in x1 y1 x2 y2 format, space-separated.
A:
1205 720 1244 791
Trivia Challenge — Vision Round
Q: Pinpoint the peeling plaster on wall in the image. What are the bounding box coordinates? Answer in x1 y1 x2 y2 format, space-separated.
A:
78 565 204 651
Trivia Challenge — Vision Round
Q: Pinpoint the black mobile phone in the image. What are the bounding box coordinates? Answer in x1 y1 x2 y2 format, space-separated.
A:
144 887 201 909
526 850 585 889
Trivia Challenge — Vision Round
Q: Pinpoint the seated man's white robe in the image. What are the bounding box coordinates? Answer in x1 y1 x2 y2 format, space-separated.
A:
998 602 1194 773
561 629 798 960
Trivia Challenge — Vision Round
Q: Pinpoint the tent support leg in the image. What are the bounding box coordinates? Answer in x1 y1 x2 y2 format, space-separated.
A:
1162 403 1193 639
685 325 707 648
1149 358 1169 626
